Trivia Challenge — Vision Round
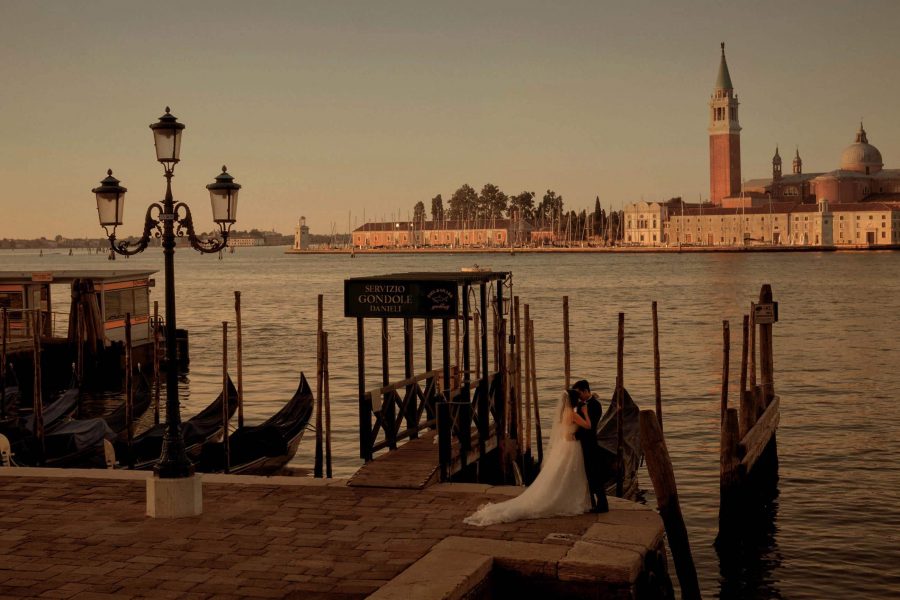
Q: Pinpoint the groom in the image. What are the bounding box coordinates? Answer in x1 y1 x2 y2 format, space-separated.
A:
572 379 609 513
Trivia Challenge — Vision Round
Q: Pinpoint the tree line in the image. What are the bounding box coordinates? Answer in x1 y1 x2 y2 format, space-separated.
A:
409 183 626 242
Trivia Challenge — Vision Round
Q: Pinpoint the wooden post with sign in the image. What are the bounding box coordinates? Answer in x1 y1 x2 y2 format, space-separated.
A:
719 284 780 533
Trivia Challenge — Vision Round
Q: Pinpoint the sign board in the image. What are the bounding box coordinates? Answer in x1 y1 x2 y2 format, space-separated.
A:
344 279 458 319
31 272 53 283
753 302 778 324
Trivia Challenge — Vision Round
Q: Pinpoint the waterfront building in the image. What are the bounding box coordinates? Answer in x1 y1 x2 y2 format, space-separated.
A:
228 237 265 247
666 199 899 247
351 219 531 249
623 202 666 246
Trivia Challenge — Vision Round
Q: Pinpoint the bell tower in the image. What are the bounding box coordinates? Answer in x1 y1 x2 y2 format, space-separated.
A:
709 42 742 205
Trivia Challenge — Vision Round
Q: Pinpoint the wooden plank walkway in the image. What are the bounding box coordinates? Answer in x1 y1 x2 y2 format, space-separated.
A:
348 428 498 490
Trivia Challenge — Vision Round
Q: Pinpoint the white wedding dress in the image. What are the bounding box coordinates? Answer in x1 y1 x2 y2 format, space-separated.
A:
463 393 591 526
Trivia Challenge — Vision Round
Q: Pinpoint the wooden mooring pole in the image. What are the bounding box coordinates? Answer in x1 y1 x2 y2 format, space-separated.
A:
616 312 625 498
315 295 325 477
234 291 244 429
720 320 730 423
563 296 571 390
75 304 85 386
738 315 754 439
529 317 543 466
652 301 662 429
323 331 332 478
758 284 776 406
640 410 702 600
514 296 523 447
222 321 230 474
31 312 44 464
125 314 134 469
523 303 532 461
1 308 8 421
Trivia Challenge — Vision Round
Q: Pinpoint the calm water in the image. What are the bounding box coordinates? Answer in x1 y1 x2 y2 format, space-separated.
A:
2 246 899 599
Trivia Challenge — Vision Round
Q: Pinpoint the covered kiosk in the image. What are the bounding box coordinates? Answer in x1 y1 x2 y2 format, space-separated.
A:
344 270 512 485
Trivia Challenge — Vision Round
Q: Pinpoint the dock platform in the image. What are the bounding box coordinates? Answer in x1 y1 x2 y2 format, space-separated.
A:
0 469 671 599
347 428 497 490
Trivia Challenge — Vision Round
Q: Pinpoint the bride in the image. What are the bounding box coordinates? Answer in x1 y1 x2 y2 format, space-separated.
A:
464 389 591 526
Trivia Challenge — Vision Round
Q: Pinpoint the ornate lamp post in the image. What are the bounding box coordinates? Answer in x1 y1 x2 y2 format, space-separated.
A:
92 107 241 482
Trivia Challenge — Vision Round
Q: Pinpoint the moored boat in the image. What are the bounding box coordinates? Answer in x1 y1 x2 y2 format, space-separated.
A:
115 376 238 469
196 372 314 475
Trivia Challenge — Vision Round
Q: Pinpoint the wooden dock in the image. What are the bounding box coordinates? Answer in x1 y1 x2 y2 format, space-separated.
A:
348 427 498 489
348 430 443 489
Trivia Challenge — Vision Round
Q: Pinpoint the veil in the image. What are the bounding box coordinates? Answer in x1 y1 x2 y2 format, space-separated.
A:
546 391 570 455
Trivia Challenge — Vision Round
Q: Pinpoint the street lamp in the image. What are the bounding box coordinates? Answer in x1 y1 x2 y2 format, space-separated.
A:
92 107 240 482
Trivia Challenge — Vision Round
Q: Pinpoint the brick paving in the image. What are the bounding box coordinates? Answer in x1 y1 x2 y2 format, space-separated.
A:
0 473 601 599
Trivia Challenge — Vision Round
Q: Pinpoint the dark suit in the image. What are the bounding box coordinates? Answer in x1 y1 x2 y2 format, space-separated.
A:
575 394 607 509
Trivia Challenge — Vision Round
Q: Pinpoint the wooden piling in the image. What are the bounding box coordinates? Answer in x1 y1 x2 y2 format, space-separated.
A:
381 318 395 451
758 285 775 406
404 318 416 438
748 302 757 389
357 318 370 461
523 303 532 457
514 296 523 445
492 301 499 373
652 301 662 429
323 331 332 478
315 296 325 477
454 315 460 387
639 410 702 600
720 407 741 503
234 291 244 429
152 301 160 425
125 313 134 469
1 308 8 420
75 304 85 386
738 315 754 438
31 312 44 464
616 312 624 498
222 321 230 474
720 320 730 423
473 317 480 380
529 318 543 465
563 296 571 389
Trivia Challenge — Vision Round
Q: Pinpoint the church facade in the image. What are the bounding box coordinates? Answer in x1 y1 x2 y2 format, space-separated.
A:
626 43 900 248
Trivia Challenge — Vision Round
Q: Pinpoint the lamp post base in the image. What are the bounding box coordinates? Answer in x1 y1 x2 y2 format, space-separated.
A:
146 474 202 518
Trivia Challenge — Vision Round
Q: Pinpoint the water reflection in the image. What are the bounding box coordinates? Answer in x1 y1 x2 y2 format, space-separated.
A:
716 444 782 599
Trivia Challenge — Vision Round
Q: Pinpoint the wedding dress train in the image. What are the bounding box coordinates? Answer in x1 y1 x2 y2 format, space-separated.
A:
463 393 590 526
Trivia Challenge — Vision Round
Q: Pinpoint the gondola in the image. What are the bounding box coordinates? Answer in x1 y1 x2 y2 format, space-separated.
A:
116 376 238 470
101 374 152 435
0 382 115 469
21 385 80 434
195 373 314 475
596 387 642 500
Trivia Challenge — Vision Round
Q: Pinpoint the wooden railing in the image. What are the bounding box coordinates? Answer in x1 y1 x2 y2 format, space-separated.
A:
437 372 503 481
1 309 69 343
362 368 442 458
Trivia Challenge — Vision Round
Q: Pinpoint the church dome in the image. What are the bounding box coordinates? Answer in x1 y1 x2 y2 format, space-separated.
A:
840 123 883 174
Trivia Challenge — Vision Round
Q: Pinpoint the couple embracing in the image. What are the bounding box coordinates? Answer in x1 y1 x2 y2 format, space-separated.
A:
464 380 609 526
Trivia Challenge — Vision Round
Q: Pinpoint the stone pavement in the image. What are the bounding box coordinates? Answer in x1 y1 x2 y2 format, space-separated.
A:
0 469 649 600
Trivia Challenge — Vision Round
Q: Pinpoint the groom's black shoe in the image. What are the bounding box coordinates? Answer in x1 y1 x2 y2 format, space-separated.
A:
590 494 610 513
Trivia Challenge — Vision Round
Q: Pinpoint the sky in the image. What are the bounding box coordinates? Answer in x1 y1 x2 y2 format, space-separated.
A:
1 0 899 238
